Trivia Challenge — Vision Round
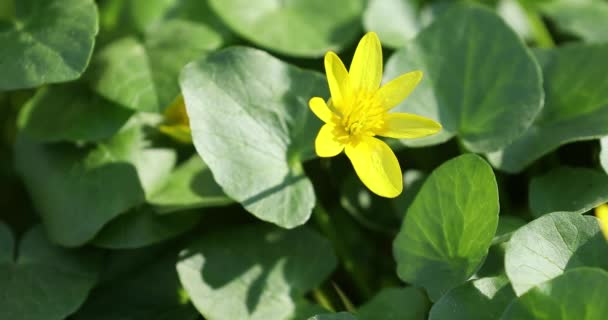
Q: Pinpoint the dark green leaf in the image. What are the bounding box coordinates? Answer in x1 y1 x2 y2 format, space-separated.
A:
0 0 98 90
430 276 516 320
384 4 543 152
0 224 101 320
393 154 499 300
529 166 608 217
176 224 337 320
358 287 429 320
488 44 608 173
501 268 608 320
505 212 608 295
18 82 132 142
181 47 327 228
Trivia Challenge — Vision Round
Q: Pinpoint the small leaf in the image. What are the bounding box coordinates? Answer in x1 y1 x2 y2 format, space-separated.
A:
488 44 608 173
505 212 608 296
176 224 337 320
208 0 364 57
429 276 516 320
0 0 98 90
384 4 543 152
393 154 499 300
501 268 608 320
181 47 327 228
529 166 608 217
0 224 101 320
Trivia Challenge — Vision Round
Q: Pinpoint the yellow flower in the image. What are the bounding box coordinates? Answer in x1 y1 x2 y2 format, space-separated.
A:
159 95 192 144
595 204 608 240
309 32 442 198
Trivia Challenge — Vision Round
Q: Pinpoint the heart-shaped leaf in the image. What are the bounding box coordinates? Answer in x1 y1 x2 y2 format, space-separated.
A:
181 47 327 228
529 166 608 217
393 154 499 300
488 44 608 173
18 82 132 143
15 123 176 246
208 0 364 57
0 224 101 320
384 4 543 152
0 0 98 90
429 276 516 320
501 268 608 319
176 224 337 320
505 212 608 296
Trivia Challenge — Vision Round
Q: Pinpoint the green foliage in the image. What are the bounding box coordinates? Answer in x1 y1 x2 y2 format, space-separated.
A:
393 154 499 300
2 0 608 319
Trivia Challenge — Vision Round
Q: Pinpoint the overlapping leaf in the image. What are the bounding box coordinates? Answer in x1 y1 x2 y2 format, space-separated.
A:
181 47 327 228
384 4 543 152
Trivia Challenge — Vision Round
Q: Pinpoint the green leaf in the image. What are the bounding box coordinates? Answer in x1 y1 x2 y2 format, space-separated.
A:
493 215 527 244
542 1 608 43
0 224 101 320
181 47 327 228
504 212 608 296
393 154 499 300
501 268 608 320
601 138 608 174
529 167 608 217
15 123 176 246
148 155 232 214
92 206 200 249
363 0 422 48
176 224 337 320
88 18 223 112
208 0 364 57
73 245 198 320
17 82 132 143
308 313 357 320
358 287 430 320
0 0 98 90
488 44 608 173
384 4 542 152
429 276 516 320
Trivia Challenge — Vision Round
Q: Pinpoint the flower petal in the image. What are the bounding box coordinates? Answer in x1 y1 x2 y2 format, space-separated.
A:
315 124 344 157
349 32 383 93
324 51 350 112
596 204 608 239
375 70 423 110
309 97 333 123
345 136 402 198
376 113 442 139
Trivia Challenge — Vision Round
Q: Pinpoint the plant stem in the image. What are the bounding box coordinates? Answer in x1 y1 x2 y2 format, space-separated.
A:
312 288 335 312
523 5 555 48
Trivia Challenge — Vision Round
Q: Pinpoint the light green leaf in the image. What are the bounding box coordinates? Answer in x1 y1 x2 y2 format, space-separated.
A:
17 82 132 143
208 0 364 57
73 245 198 320
504 212 608 296
148 155 232 214
92 206 200 249
501 268 608 320
393 154 499 300
88 19 223 112
176 224 337 320
601 138 608 174
529 167 608 217
0 224 101 320
488 44 608 173
384 4 542 152
15 123 176 246
0 0 98 90
308 313 357 320
430 276 516 320
181 47 327 228
363 0 422 48
358 287 429 320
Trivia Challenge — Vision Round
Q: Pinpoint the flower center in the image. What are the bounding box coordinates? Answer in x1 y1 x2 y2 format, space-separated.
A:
334 92 385 144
